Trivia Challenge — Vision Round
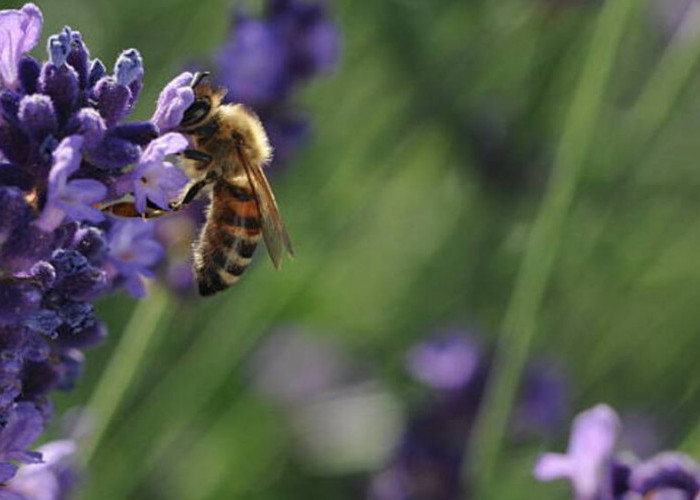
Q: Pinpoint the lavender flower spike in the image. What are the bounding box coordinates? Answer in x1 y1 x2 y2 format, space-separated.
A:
36 136 107 232
0 4 42 90
151 72 195 133
130 132 189 213
534 404 621 500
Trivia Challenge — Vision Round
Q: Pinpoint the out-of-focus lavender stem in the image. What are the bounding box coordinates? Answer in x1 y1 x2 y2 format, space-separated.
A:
466 0 637 496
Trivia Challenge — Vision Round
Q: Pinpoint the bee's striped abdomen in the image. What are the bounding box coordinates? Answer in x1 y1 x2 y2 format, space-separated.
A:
194 180 261 296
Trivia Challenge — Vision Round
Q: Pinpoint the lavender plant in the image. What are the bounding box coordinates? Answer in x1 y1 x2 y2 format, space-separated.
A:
535 404 700 500
0 3 196 495
368 329 568 500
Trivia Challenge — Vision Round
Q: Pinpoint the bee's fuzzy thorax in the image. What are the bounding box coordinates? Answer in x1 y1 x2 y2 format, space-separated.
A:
218 103 273 167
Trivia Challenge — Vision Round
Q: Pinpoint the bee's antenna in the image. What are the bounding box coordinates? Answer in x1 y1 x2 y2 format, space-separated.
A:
190 71 210 89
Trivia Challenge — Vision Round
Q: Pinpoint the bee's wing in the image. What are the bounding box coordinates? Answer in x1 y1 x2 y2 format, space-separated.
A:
238 150 294 269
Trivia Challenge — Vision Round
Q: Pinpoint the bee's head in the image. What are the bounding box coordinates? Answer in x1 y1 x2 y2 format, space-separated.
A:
179 72 227 129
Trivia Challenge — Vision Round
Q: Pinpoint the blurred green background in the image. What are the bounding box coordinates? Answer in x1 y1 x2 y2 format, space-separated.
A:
9 0 700 498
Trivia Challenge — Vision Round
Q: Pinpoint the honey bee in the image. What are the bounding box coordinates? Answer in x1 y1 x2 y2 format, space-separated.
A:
106 72 294 296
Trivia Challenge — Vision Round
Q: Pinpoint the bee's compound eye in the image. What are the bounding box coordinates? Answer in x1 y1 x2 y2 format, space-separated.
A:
181 99 211 127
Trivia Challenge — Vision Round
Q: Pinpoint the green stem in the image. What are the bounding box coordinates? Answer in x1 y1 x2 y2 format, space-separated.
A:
81 286 173 464
465 0 636 495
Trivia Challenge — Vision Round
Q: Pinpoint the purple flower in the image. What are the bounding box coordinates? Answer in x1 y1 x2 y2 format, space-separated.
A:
130 132 188 213
4 439 77 500
212 0 340 169
0 403 43 483
534 405 700 500
216 16 287 107
368 327 570 499
534 404 621 500
405 331 481 390
107 219 164 297
631 453 700 499
151 72 195 133
35 136 106 232
0 4 42 90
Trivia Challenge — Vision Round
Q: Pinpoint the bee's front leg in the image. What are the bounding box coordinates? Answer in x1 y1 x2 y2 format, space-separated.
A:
182 149 212 168
170 172 218 211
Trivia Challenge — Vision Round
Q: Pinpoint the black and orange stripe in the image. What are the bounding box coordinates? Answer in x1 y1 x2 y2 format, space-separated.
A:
194 179 261 296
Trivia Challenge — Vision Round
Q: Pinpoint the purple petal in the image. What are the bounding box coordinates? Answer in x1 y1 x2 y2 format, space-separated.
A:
123 273 146 298
0 4 43 90
0 402 43 453
568 404 620 460
0 491 26 500
405 332 480 390
17 56 40 94
62 179 107 205
151 72 195 133
34 205 65 233
37 136 107 231
631 453 700 497
534 453 572 481
66 108 105 150
114 48 143 87
0 462 18 483
48 135 84 186
85 135 140 170
132 160 188 212
46 27 71 67
109 122 157 146
18 94 57 141
38 62 78 121
534 404 621 500
93 76 131 126
141 132 189 163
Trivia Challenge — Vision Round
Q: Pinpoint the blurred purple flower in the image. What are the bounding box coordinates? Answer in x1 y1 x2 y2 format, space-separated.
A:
35 136 106 232
536 405 700 499
130 132 188 213
369 328 570 499
0 4 42 90
631 453 700 499
213 0 340 169
218 17 286 107
535 404 620 500
405 331 480 390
